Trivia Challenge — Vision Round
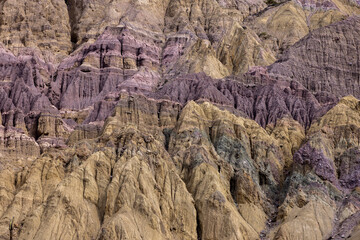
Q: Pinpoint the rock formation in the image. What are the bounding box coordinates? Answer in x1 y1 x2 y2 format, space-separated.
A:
0 0 359 239
269 16 360 98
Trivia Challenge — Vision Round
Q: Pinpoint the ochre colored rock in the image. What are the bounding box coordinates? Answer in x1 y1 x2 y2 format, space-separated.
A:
0 0 72 60
0 1 359 239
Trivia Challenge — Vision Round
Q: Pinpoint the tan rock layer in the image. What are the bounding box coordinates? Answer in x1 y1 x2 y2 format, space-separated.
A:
3 95 359 239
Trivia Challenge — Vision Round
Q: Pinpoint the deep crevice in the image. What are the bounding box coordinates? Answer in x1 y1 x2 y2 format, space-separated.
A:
157 103 162 126
208 125 213 143
65 0 79 51
162 128 172 151
196 208 202 240
230 175 237 204
258 171 268 186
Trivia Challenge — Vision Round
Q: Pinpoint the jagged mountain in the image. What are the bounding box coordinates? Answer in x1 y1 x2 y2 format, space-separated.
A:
0 0 359 239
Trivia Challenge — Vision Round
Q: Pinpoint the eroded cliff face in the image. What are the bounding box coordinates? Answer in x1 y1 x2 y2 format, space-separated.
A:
269 16 360 98
245 0 360 56
0 0 72 61
0 0 360 239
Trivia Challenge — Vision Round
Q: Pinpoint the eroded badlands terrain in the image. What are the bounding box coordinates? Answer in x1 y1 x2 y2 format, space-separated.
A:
0 0 360 239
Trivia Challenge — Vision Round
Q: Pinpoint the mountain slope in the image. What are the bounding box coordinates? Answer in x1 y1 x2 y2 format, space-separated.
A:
0 0 359 239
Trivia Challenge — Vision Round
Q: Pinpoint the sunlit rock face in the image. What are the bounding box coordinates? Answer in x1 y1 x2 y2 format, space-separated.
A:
0 0 359 239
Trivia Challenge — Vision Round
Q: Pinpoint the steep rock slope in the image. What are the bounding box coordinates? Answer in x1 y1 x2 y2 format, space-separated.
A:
1 0 276 76
245 0 360 56
0 95 291 239
0 0 359 239
0 0 72 60
0 95 359 239
269 16 360 98
271 96 360 239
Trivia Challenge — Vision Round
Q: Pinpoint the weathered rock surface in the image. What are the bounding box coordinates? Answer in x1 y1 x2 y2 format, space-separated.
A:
0 92 357 239
245 0 360 57
49 25 163 111
269 16 360 98
0 96 294 239
0 0 72 60
0 0 360 239
155 72 336 128
271 96 360 239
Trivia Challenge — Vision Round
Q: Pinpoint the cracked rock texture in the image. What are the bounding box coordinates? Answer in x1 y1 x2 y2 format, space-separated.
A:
0 0 359 239
269 16 360 98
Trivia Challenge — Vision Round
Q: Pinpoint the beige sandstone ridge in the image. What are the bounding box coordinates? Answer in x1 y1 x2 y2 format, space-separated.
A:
0 0 72 61
245 0 360 56
0 93 337 239
0 91 359 239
